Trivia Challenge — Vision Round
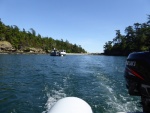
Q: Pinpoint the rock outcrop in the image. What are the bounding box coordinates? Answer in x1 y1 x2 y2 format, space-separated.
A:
0 41 13 52
23 47 46 54
0 41 47 54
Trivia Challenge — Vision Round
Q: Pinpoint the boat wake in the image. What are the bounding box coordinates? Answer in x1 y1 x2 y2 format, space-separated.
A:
96 73 142 113
100 82 140 112
42 83 66 113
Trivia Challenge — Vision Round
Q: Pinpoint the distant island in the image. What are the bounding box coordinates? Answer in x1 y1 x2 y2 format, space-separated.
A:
103 15 150 56
0 19 87 54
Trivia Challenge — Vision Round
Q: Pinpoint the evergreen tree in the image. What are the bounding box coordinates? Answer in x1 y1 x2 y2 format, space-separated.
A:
0 19 87 53
103 15 150 56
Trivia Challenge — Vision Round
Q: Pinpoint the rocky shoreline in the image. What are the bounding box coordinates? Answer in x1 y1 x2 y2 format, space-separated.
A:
0 48 48 54
0 41 48 54
0 41 103 55
0 51 48 54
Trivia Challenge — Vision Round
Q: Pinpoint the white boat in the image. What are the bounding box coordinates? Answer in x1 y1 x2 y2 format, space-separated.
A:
50 48 66 56
59 50 66 56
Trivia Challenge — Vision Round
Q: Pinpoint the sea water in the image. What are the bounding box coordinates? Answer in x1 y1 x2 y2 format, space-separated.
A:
0 54 142 113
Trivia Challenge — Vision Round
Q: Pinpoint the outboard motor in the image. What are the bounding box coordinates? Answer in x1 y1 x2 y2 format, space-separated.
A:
124 51 150 112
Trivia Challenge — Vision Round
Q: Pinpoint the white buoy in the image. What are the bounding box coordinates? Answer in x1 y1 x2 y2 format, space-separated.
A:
48 97 93 113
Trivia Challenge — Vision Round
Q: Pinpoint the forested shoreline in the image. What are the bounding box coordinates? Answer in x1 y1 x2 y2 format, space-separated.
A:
1 15 150 55
103 15 150 56
0 19 86 53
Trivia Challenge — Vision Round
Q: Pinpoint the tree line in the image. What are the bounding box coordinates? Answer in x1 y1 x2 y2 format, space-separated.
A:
0 19 86 53
103 15 150 56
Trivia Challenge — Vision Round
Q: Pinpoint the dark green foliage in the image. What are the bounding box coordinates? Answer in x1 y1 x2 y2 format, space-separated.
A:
0 19 86 53
103 15 150 56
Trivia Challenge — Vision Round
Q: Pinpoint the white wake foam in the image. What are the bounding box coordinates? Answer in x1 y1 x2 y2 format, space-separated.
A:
42 84 66 113
100 82 141 112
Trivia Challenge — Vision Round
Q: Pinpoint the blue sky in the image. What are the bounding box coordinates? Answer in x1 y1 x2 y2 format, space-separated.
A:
0 0 149 53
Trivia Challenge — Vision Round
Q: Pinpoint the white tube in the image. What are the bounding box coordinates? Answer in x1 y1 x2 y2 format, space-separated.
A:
48 97 93 113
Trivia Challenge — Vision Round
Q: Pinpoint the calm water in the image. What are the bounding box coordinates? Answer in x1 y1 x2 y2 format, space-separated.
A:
0 54 142 113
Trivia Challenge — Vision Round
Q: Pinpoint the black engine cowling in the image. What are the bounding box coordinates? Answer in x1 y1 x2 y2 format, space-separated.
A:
124 52 150 97
124 51 150 112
